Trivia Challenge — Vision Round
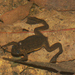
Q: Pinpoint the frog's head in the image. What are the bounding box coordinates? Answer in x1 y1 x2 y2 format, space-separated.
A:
11 45 23 57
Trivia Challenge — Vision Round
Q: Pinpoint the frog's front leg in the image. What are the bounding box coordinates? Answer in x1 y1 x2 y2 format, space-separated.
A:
2 41 17 47
1 42 18 53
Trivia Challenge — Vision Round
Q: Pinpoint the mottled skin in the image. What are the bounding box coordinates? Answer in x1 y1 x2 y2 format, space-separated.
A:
1 17 63 62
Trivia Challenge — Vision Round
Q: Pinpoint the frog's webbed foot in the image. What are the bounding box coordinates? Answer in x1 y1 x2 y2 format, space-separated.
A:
50 51 62 63
0 46 8 53
0 45 6 53
1 42 18 53
50 57 57 63
26 17 43 24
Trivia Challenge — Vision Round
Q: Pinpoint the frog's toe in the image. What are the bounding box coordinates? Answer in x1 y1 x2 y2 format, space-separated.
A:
50 58 57 63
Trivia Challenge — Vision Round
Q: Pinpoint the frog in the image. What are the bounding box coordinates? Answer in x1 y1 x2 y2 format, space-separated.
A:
1 17 63 63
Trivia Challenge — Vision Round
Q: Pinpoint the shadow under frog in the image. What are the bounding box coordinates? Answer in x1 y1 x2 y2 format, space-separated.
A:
1 17 63 63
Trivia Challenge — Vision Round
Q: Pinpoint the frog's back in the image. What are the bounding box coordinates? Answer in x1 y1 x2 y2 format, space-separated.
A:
19 35 47 51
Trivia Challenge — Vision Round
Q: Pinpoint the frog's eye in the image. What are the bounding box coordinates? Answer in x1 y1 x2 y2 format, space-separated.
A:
12 45 14 48
17 50 20 54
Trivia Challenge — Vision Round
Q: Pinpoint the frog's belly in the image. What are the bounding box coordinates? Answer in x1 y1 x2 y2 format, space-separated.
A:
28 45 42 53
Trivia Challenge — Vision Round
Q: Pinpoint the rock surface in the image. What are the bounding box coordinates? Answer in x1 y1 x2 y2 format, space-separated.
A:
0 0 75 75
30 0 75 11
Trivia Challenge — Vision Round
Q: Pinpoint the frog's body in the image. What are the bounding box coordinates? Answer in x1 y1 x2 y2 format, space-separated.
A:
1 17 63 63
12 35 47 57
18 35 47 53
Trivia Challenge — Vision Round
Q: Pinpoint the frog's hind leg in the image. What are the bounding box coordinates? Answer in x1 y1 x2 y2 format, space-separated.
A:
3 52 28 62
19 51 28 61
44 40 63 63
